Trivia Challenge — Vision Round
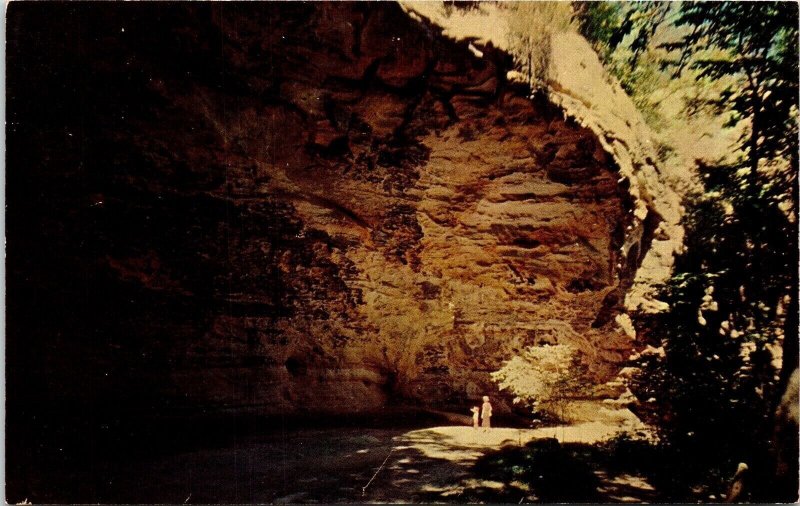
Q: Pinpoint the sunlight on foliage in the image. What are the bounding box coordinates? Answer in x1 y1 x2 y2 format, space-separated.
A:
491 344 590 421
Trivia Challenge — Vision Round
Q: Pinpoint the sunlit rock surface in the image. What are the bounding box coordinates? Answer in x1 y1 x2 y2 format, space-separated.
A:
7 2 682 417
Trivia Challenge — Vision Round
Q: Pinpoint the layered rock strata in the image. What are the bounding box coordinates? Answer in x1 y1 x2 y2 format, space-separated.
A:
7 2 680 416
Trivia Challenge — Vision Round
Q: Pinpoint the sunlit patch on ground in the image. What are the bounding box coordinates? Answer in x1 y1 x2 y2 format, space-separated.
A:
361 419 658 503
398 416 647 457
595 472 658 503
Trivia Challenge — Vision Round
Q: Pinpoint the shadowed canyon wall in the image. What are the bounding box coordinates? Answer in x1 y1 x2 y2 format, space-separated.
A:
7 2 680 421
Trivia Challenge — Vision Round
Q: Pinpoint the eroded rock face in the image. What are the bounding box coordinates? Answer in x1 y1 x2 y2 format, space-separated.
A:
8 2 671 416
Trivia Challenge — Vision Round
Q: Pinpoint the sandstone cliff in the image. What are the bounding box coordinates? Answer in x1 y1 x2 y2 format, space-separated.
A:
7 2 683 417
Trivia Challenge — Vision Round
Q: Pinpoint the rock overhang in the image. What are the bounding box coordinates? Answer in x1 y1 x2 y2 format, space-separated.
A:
7 1 686 417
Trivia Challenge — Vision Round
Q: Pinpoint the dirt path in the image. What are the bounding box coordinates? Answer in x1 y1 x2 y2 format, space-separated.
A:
44 413 659 503
363 425 658 503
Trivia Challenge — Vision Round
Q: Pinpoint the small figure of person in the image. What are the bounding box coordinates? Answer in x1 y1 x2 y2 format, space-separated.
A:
481 395 492 431
470 406 480 429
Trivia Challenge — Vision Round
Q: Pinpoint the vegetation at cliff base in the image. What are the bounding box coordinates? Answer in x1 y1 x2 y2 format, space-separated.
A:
492 344 591 422
576 1 798 501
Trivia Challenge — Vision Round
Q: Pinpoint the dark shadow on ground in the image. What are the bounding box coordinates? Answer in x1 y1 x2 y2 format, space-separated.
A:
6 408 466 503
384 435 672 503
10 416 703 504
464 436 712 503
471 438 605 502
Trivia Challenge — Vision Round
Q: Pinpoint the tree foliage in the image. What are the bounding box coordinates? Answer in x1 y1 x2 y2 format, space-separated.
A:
619 2 799 500
492 344 590 421
572 1 672 128
660 0 798 389
630 193 788 498
663 2 799 180
573 1 798 499
573 1 668 68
